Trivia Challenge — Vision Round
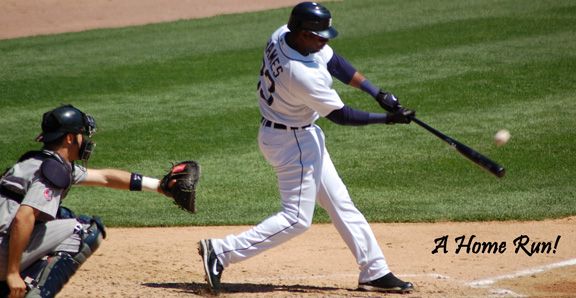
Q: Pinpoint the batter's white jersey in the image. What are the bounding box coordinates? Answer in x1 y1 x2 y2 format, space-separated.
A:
258 25 344 127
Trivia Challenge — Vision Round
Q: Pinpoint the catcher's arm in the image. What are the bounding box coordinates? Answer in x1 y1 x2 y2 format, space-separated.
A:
82 161 199 213
82 168 162 193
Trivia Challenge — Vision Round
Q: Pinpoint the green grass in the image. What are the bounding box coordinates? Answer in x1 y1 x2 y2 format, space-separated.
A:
1 0 575 226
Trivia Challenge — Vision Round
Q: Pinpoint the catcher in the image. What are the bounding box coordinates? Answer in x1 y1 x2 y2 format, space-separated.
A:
0 104 199 298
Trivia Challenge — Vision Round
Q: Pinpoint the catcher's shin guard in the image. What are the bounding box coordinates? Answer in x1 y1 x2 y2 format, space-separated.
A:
2 257 49 297
24 217 106 298
24 252 79 298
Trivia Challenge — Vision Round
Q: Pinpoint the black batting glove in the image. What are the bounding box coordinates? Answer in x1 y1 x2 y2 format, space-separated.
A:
385 108 416 125
375 90 400 113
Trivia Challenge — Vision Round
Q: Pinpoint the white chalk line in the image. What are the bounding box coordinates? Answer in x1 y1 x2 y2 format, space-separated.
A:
464 258 576 297
467 258 576 287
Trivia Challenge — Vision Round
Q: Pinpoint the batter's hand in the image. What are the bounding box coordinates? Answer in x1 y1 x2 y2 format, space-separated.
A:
385 108 415 125
375 90 401 113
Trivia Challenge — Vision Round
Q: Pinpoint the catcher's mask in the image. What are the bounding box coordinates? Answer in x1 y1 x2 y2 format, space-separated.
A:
37 104 97 166
78 134 96 167
288 2 338 39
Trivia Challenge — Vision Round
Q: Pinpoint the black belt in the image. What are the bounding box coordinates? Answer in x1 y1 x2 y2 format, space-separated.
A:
261 117 311 130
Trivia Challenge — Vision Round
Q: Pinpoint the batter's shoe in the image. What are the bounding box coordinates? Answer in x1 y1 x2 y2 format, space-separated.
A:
358 272 414 294
198 239 224 294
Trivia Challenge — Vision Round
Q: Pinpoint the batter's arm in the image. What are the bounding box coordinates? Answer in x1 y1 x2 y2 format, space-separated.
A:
326 105 388 125
326 52 381 98
327 52 357 84
325 53 411 125
348 72 369 89
327 105 413 126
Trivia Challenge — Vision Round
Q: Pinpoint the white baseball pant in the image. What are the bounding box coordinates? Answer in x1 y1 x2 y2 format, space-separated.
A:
212 124 390 282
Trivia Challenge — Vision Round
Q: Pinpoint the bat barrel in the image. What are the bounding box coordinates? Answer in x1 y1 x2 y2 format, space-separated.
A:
411 116 506 178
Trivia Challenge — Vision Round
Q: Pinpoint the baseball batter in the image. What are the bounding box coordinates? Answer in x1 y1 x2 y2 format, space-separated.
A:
199 2 414 294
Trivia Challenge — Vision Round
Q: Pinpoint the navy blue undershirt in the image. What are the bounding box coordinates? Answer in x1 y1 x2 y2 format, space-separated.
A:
326 105 387 125
326 53 386 125
327 52 356 84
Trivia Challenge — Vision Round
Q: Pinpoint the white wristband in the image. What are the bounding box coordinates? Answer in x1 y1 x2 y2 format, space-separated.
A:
142 177 160 192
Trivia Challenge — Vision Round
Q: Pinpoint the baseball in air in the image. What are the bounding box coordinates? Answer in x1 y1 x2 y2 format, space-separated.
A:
494 129 511 146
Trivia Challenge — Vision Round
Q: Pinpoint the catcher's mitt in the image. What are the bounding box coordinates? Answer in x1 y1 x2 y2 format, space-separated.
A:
160 161 200 213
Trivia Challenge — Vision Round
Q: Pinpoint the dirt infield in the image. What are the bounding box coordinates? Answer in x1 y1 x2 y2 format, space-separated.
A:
61 217 576 297
60 219 575 297
2 0 575 296
0 0 306 40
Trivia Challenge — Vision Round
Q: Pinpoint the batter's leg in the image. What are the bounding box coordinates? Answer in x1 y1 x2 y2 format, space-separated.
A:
211 128 323 267
316 149 390 283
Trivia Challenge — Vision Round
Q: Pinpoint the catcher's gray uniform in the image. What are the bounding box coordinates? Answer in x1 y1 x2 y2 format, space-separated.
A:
0 150 87 279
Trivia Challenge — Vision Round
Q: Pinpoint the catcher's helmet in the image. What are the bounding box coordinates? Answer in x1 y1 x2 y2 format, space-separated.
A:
37 104 96 143
288 2 338 39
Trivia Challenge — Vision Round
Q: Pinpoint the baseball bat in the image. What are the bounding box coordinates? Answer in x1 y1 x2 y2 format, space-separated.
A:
410 116 506 178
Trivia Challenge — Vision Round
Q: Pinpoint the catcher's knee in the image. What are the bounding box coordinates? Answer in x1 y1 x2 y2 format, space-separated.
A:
21 216 106 298
74 215 106 264
56 206 76 219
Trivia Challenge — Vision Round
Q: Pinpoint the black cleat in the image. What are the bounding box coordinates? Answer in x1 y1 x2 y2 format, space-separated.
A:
358 272 414 294
198 239 224 294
